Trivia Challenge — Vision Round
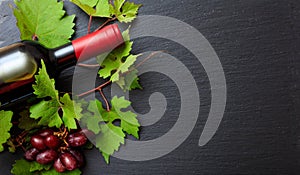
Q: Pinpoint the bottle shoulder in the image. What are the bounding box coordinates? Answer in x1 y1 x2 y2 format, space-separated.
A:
21 40 49 54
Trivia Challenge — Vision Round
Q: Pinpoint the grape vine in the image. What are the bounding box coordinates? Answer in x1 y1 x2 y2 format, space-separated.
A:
0 0 144 174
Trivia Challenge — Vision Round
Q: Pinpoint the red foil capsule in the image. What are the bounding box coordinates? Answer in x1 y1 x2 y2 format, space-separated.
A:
72 24 124 61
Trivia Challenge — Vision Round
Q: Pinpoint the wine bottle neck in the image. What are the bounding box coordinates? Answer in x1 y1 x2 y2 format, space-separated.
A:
51 43 77 71
52 24 123 70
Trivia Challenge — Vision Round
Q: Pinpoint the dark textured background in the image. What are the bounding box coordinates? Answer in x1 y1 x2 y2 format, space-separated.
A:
1 0 300 174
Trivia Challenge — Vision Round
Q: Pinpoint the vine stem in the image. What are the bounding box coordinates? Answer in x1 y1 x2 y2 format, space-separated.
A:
87 15 93 34
14 131 28 152
136 51 162 69
126 51 163 74
78 80 112 97
32 34 38 41
77 63 100 68
99 89 110 111
94 17 117 32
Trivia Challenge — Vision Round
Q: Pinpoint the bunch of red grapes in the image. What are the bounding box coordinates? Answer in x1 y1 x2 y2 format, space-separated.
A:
24 128 88 173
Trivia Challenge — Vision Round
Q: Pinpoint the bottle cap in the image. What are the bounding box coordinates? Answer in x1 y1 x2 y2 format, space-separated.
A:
72 24 124 61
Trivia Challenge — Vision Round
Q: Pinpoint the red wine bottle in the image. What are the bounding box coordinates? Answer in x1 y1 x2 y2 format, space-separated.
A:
0 24 124 109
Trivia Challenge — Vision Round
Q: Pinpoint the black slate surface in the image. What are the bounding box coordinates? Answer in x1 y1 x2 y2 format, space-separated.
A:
1 0 300 174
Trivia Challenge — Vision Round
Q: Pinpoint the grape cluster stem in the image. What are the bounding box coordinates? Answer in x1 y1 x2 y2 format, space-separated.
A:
10 131 29 152
53 127 69 149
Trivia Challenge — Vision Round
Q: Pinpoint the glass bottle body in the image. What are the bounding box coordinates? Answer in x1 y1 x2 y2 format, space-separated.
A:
0 43 38 84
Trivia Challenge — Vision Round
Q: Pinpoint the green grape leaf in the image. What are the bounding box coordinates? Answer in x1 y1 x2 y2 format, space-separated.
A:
41 168 81 175
32 61 59 99
70 0 96 15
30 60 82 130
82 0 99 6
110 0 124 12
95 123 125 163
85 100 105 134
60 93 83 129
18 110 39 130
11 159 34 175
87 115 103 134
70 0 111 17
30 162 52 172
110 0 141 23
128 76 142 90
11 159 51 175
112 54 139 82
13 0 75 48
115 76 126 89
7 140 16 153
30 100 62 128
85 96 139 163
111 96 139 138
97 54 117 79
94 0 111 17
98 54 140 82
0 110 13 152
116 68 142 91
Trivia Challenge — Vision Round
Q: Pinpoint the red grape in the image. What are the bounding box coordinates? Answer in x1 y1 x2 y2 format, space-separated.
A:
44 135 60 149
24 147 40 161
60 152 78 171
69 149 85 168
36 149 58 164
66 132 87 147
38 128 54 137
54 157 66 173
30 135 46 150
